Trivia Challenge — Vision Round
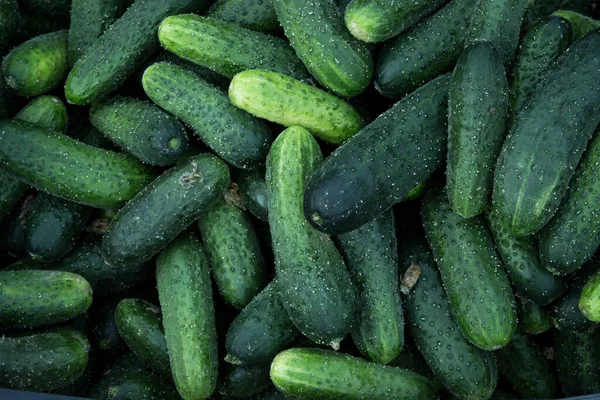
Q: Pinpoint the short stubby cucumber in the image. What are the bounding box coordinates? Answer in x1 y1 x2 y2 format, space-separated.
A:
271 348 438 400
235 169 268 221
555 328 600 396
158 14 309 81
157 233 218 400
273 0 373 97
206 0 279 33
90 96 189 166
229 69 363 145
516 297 552 335
493 29 600 237
447 40 508 218
553 10 600 40
579 268 600 322
102 153 230 268
16 95 69 134
304 74 450 235
422 186 517 350
267 126 355 347
143 62 272 170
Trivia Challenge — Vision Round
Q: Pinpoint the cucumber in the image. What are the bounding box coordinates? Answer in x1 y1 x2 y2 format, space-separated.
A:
399 232 498 399
219 363 272 397
495 332 558 399
156 233 218 400
344 0 448 43
0 330 89 392
68 0 124 65
115 298 170 379
0 0 19 50
102 153 229 268
422 186 517 350
142 62 272 170
304 74 450 235
267 126 355 347
555 328 600 396
579 268 600 322
16 95 69 134
0 170 26 222
225 282 299 365
336 210 404 364
487 208 564 305
206 0 279 33
271 348 438 400
374 0 477 98
553 10 600 40
0 269 92 330
492 29 600 237
517 297 552 335
229 69 363 145
18 0 71 18
524 0 593 27
273 0 373 97
15 11 69 43
198 194 267 310
447 40 508 218
0 203 26 258
1 30 68 97
90 96 189 166
235 169 268 221
65 0 210 105
388 334 444 391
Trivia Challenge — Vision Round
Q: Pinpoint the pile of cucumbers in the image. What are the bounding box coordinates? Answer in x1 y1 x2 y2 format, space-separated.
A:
1 0 600 399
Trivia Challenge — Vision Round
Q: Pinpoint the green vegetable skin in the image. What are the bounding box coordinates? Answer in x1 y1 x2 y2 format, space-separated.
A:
270 348 438 400
16 95 69 134
555 328 600 396
206 0 279 33
579 268 600 322
553 10 600 40
157 233 218 400
516 297 552 335
236 169 268 221
267 126 355 347
493 29 600 237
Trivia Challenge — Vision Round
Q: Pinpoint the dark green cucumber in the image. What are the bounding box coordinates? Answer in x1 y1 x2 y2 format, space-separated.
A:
0 203 26 257
102 153 229 267
271 348 437 400
0 329 89 392
1 30 68 97
115 298 170 379
65 0 210 105
273 0 373 97
225 282 300 365
579 269 600 322
91 300 128 366
0 0 19 50
267 126 355 347
235 169 268 221
16 95 69 134
388 333 443 391
555 327 600 396
447 40 508 218
553 10 600 40
229 69 363 145
15 11 69 43
517 297 552 335
495 332 558 399
524 0 593 27
304 74 450 235
219 363 272 397
508 15 572 121
374 0 477 98
336 210 404 364
206 0 279 33
492 29 600 237
0 269 92 330
344 0 448 43
90 96 189 166
0 170 26 222
399 232 498 399
142 62 272 170
158 14 308 81
198 194 267 310
68 0 123 65
487 208 564 305
156 233 218 400
422 186 516 350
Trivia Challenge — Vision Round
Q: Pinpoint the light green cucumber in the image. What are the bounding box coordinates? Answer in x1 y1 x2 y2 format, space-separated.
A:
579 268 600 322
16 95 68 134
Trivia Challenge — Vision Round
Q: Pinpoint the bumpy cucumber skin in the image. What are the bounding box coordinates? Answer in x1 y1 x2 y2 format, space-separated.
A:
336 210 404 364
90 96 189 166
516 297 552 335
447 41 508 218
207 0 279 33
158 14 309 81
156 233 218 400
267 126 355 347
273 0 373 97
225 282 299 365
102 153 229 268
487 208 564 305
304 74 450 235
553 10 600 40
236 169 268 221
555 328 600 396
271 348 438 400
219 364 272 398
65 0 209 105
375 0 477 98
229 69 363 145
579 269 600 322
0 0 18 50
422 187 517 350
492 30 600 237
400 233 498 400
0 330 89 392
198 196 266 310
524 0 593 27
16 95 69 134
143 62 272 170
2 30 68 97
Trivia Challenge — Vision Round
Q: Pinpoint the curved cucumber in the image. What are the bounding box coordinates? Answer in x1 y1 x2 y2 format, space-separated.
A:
206 0 279 33
267 126 355 347
229 69 363 145
516 297 552 335
156 233 218 400
219 363 272 398
0 0 18 50
579 268 600 322
236 169 268 221
553 10 600 40
142 62 272 170
555 328 600 396
16 95 69 134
